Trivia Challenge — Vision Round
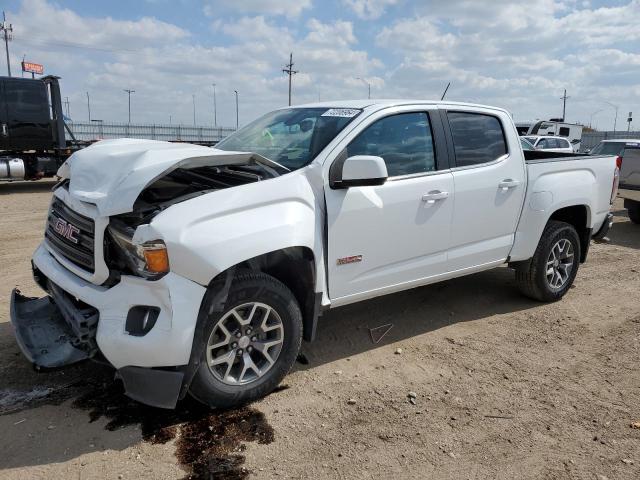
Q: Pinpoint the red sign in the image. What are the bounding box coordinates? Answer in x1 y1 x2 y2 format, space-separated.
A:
21 61 44 75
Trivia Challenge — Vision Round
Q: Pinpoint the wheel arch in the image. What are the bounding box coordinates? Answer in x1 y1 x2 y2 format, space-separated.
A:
547 204 591 262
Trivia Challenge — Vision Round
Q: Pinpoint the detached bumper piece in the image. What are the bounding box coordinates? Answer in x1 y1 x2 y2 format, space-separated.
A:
10 283 99 369
116 366 185 409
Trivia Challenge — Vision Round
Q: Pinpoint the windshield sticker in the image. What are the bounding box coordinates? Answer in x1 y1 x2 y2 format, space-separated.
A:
322 108 360 118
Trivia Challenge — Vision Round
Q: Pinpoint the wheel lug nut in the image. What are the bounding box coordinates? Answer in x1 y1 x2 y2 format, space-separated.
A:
237 349 243 356
251 336 257 342
246 327 252 334
235 332 242 338
231 342 237 348
247 346 253 352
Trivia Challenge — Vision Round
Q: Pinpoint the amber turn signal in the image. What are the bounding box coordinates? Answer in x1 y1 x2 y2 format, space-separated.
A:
143 246 169 273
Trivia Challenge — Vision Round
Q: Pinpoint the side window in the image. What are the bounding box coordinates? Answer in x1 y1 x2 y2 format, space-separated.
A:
558 127 570 137
346 112 436 177
538 138 551 149
447 112 507 167
561 139 571 149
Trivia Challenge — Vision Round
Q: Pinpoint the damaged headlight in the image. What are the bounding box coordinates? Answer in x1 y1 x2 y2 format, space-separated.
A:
107 222 170 279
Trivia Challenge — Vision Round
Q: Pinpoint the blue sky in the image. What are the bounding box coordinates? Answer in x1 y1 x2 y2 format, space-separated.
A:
3 0 639 129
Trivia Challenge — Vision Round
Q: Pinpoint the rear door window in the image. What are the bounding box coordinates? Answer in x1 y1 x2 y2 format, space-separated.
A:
447 112 507 167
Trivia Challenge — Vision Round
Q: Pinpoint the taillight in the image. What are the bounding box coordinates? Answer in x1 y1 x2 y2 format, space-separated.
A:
610 166 620 205
615 155 623 169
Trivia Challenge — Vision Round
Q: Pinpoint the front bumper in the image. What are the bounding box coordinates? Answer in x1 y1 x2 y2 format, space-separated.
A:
10 242 207 408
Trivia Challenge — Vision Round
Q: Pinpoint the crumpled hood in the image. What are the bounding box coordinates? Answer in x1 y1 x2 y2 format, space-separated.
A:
58 139 271 216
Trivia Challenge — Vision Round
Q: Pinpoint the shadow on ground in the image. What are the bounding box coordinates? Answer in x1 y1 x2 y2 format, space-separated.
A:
609 209 640 249
0 180 57 195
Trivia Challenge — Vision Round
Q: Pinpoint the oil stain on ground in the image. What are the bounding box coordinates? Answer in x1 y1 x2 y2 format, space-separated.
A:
71 376 275 479
1 368 275 479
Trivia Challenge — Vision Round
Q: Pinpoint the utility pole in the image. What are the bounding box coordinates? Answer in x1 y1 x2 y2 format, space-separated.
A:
123 89 135 123
628 112 633 133
64 96 70 118
86 92 91 121
1 11 13 77
356 77 371 99
212 83 217 127
560 89 570 122
282 52 298 106
234 90 239 129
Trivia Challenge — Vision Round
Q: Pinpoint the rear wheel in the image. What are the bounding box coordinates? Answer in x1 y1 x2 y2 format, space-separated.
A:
189 272 302 408
516 220 581 302
627 201 640 224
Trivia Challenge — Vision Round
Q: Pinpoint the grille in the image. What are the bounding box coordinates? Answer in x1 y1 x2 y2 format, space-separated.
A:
45 197 95 272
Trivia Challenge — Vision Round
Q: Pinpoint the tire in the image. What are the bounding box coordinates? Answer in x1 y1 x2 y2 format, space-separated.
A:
189 272 303 408
516 220 581 302
628 201 640 224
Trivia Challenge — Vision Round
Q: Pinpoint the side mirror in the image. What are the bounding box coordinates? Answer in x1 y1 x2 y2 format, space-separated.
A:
331 155 388 189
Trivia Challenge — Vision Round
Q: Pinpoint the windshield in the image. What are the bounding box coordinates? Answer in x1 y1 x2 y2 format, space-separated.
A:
523 136 538 145
216 107 362 171
520 137 535 151
589 141 625 156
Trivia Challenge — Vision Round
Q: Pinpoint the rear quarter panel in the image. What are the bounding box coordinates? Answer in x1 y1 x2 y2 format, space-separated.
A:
509 155 616 261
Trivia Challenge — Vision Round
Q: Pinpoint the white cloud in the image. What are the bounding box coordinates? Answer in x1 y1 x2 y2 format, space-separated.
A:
206 0 313 18
305 19 356 48
342 0 400 19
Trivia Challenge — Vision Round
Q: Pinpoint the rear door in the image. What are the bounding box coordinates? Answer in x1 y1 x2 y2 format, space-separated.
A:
444 109 526 270
325 107 454 304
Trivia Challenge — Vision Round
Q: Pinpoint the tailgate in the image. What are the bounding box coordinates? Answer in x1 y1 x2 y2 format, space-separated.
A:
620 146 640 188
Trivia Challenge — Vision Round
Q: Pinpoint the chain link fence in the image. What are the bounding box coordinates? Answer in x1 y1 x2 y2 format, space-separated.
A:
66 122 236 144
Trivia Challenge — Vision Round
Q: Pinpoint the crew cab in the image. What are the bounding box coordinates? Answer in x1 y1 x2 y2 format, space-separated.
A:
10 100 619 409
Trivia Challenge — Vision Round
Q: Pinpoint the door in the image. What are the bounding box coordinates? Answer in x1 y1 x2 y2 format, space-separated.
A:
326 110 454 303
445 110 526 271
2 78 51 150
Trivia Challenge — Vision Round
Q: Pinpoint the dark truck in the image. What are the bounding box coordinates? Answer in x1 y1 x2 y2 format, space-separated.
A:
0 75 77 181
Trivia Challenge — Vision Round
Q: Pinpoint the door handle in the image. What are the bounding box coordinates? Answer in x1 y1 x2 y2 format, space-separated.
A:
498 179 520 191
422 190 449 203
1 124 7 137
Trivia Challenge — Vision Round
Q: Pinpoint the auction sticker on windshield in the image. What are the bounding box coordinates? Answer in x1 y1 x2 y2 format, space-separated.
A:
322 108 361 118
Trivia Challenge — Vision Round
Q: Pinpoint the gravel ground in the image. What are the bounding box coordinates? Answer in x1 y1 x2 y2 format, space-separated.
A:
0 180 638 480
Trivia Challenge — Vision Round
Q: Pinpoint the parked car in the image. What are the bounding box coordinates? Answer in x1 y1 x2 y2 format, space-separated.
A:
590 139 640 223
523 135 575 153
520 120 583 151
11 100 619 409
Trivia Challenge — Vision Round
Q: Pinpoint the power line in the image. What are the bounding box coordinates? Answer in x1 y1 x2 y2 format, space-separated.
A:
282 52 298 107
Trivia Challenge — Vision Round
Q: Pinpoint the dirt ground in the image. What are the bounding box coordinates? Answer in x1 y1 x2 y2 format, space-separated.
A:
0 180 639 480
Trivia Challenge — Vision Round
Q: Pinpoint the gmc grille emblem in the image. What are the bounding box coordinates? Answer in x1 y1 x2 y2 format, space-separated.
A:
53 218 80 244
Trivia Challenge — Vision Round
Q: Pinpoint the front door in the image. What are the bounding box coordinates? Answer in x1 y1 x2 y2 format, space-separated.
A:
326 110 454 304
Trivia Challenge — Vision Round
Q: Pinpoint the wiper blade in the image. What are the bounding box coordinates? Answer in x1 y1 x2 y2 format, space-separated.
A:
251 153 291 173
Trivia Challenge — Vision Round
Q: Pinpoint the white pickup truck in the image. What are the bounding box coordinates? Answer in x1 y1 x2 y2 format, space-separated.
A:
11 100 619 409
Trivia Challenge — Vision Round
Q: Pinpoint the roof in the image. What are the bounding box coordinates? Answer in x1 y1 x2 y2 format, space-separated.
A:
288 99 510 114
600 138 640 143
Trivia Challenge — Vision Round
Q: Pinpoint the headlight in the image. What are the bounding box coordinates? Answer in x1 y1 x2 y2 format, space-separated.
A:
107 223 169 279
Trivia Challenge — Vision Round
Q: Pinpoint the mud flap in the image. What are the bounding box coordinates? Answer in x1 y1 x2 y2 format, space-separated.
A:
9 289 90 368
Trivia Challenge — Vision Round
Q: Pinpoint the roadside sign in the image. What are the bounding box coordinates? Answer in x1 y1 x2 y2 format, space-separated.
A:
21 61 44 75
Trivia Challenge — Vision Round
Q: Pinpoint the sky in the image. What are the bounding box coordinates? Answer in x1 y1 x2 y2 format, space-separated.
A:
2 0 639 129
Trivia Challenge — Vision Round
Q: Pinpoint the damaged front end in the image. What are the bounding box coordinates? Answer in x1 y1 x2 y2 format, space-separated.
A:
10 279 99 369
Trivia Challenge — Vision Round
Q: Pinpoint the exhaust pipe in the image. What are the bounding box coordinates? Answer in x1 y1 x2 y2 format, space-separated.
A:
0 157 26 181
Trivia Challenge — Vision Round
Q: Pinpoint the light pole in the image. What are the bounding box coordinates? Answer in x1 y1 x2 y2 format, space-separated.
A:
604 101 619 133
123 89 135 123
356 77 371 99
234 90 239 129
86 92 91 121
589 109 603 129
192 94 196 126
212 83 217 127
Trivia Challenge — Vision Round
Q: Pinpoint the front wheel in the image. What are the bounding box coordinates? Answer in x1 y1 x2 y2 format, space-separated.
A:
516 220 581 302
189 272 303 409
